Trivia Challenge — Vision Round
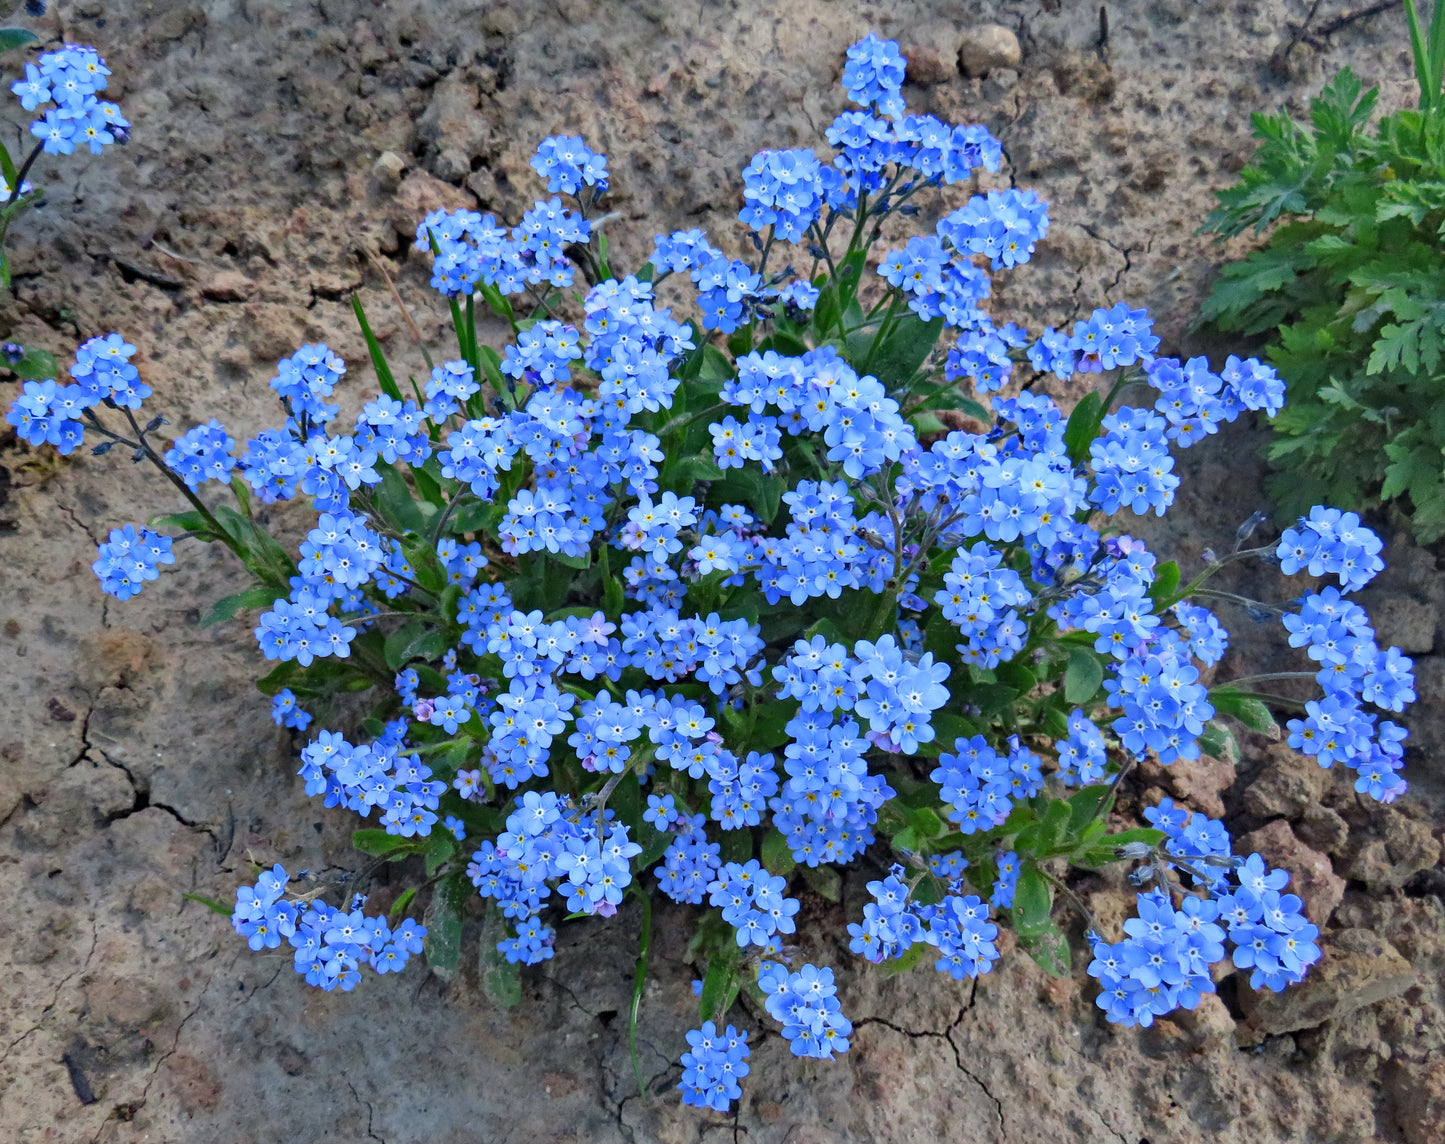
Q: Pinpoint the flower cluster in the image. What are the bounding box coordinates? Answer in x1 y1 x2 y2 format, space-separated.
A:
932 735 1043 833
678 1022 750 1112
12 44 127 156
1277 505 1385 592
5 333 145 453
1282 585 1412 802
757 961 853 1059
231 864 427 991
847 862 1000 981
29 33 1422 1119
467 788 643 957
297 727 449 837
1089 801 1321 1026
92 525 173 601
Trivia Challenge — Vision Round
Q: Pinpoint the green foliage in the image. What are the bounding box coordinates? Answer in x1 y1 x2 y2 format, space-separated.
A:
1200 62 1445 539
6 345 57 380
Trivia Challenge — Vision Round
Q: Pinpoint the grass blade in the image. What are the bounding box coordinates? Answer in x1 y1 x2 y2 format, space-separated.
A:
628 885 653 1099
351 294 404 404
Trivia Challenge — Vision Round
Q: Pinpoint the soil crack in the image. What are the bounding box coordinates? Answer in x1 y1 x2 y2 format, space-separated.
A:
1 913 98 1070
1082 223 1132 298
346 1076 386 1144
99 754 217 842
859 1010 1005 1136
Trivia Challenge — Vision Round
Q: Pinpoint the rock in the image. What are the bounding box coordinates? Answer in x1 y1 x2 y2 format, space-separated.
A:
1344 815 1442 891
1385 1056 1445 1144
434 147 472 183
1159 749 1234 819
981 67 1020 98
1239 928 1417 1040
958 24 1021 78
1242 742 1329 821
1362 595 1436 655
388 170 473 240
200 269 255 303
1238 819 1346 927
900 23 960 86
373 150 408 190
417 73 491 177
1297 804 1350 855
152 5 206 43
480 5 520 36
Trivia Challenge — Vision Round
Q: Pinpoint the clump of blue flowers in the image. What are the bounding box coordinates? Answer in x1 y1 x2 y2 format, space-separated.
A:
15 33 1416 1113
13 43 126 157
0 35 126 366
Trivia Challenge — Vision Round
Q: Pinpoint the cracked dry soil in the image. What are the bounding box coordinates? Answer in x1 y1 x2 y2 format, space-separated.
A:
1 2 1444 1142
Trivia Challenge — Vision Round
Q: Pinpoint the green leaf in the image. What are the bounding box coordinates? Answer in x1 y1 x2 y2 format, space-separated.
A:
1367 317 1443 376
1065 785 1113 838
1310 66 1378 146
1381 438 1444 502
1011 863 1052 937
549 549 591 571
229 474 253 519
255 660 300 697
1406 0 1440 111
626 884 652 1097
1108 827 1167 848
182 892 233 917
1209 687 1280 736
151 509 212 536
1019 924 1072 978
477 343 508 397
600 548 624 617
351 295 404 404
478 908 523 1007
1063 648 1104 704
352 828 427 858
388 887 418 922
1196 244 1313 333
1062 391 1105 465
8 346 57 381
478 279 515 324
0 28 38 53
636 822 673 871
854 312 944 388
995 659 1038 696
760 829 797 879
1198 720 1237 760
610 772 643 837
718 828 753 866
201 584 282 628
907 806 944 840
876 940 931 977
800 864 841 903
373 465 432 535
698 957 741 1025
383 620 448 671
1076 826 1167 868
668 455 726 484
1034 798 1074 853
423 872 471 976
1148 561 1180 605
425 828 459 876
715 465 785 525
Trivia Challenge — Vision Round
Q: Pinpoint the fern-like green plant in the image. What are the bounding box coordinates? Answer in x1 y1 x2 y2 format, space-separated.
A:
1199 33 1445 541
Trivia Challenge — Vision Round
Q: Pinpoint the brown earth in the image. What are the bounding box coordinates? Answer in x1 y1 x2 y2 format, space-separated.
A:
1 1 1442 1142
